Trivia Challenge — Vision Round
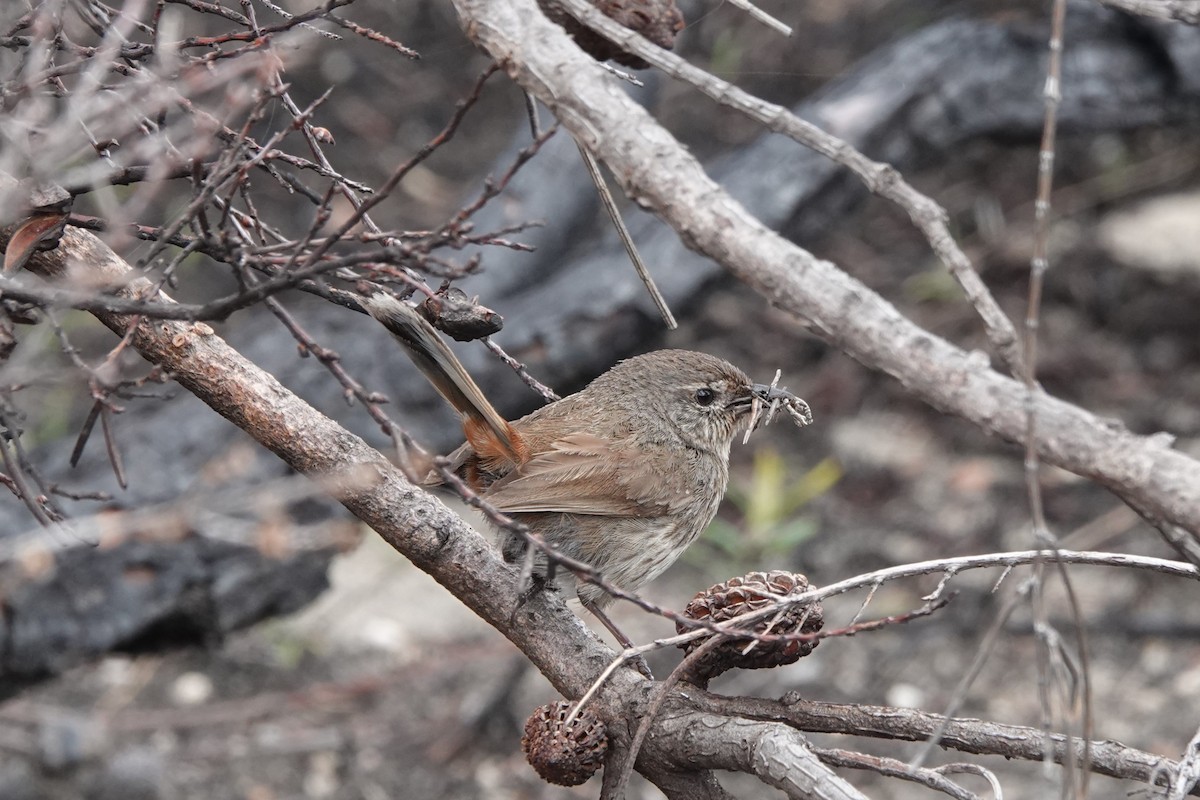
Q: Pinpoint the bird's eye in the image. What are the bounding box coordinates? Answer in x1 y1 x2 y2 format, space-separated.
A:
694 387 716 406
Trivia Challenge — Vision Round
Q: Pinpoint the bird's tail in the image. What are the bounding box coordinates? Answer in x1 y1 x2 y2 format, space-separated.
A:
361 293 527 467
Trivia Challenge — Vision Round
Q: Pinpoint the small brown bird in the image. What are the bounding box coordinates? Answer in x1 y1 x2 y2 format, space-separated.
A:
362 293 812 647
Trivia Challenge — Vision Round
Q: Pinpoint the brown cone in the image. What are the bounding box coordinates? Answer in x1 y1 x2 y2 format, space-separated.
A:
537 0 685 68
521 700 608 786
677 571 824 681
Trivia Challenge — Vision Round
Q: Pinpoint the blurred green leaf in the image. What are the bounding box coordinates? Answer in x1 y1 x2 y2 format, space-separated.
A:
766 518 819 556
746 447 786 531
709 29 744 76
262 625 313 670
782 457 842 515
703 518 742 557
902 266 962 303
692 450 841 572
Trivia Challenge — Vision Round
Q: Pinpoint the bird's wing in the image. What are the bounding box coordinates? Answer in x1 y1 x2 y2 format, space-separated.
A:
481 433 686 517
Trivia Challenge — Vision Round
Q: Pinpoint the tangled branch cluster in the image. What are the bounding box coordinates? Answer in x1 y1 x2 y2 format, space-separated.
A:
0 0 554 523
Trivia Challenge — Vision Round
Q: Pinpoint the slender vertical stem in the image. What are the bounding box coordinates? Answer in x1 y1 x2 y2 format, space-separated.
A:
1025 3 1093 798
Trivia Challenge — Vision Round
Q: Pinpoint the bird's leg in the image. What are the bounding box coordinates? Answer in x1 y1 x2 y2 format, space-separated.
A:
509 569 549 627
508 544 652 677
510 542 557 603
514 543 540 602
507 543 557 631
583 599 654 680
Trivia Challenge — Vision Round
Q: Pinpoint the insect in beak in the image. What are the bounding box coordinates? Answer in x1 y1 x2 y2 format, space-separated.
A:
744 370 813 444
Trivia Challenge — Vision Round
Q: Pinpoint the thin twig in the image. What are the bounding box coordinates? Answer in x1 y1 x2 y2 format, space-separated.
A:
574 139 677 329
723 0 793 36
483 338 561 403
1023 3 1094 797
813 748 981 800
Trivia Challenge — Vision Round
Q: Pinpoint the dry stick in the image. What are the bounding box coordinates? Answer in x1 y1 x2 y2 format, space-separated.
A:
723 0 793 36
1167 723 1200 799
321 9 422 56
97 404 127 490
0 413 52 527
641 711 869 800
454 0 1200 536
69 401 104 468
552 0 1024 377
811 748 982 800
935 764 1003 799
745 725 868 800
1095 0 1200 24
535 32 731 336
574 140 677 329
0 246 403 320
1023 3 1094 797
718 693 1197 796
522 90 542 138
483 338 561 403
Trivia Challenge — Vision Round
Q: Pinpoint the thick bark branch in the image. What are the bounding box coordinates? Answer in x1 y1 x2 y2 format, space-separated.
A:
655 714 867 800
710 694 1191 794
